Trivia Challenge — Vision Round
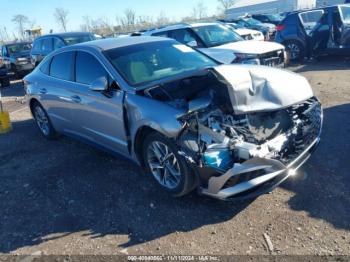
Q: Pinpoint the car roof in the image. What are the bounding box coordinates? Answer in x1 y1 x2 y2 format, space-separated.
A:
3 41 32 46
74 36 174 51
36 32 93 40
144 22 221 34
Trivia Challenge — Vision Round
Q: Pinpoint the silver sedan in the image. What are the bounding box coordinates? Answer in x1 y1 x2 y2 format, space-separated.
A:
24 36 322 200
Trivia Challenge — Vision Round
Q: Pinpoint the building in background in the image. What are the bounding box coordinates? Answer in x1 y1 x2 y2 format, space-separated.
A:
24 28 42 40
226 0 316 19
316 0 344 6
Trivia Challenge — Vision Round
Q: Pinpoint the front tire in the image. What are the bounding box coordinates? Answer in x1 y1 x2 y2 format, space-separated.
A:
142 132 196 197
32 102 57 139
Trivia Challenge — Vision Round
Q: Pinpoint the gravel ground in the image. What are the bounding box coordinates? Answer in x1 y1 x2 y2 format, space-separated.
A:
0 58 349 256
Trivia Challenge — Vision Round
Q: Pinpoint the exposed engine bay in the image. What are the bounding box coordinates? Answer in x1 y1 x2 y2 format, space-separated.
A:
142 66 322 199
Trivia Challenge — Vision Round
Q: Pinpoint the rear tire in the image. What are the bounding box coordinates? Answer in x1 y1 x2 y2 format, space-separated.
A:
284 40 304 62
142 132 196 197
32 102 57 140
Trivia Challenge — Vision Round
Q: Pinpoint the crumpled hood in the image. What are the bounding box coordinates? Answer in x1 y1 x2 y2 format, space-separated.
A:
214 64 314 114
212 40 284 54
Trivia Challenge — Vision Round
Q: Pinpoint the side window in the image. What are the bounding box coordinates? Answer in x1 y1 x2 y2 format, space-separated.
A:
169 29 200 46
152 31 169 37
40 57 51 75
32 39 42 53
41 38 53 53
50 51 74 81
299 10 325 35
75 51 108 85
53 38 65 50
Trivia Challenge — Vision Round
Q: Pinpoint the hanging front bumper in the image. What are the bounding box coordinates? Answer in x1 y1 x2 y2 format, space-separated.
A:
200 136 321 200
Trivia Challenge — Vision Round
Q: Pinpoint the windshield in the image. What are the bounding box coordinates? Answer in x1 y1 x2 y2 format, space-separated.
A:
104 40 217 86
340 5 350 23
228 23 244 29
7 43 31 54
244 18 263 26
63 35 94 45
192 24 244 47
266 14 283 22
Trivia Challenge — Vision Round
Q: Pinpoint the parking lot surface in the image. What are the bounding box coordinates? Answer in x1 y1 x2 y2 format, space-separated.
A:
0 58 349 255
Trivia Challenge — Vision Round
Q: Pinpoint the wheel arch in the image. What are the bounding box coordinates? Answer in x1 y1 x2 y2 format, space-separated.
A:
29 98 40 114
133 126 160 167
282 38 307 50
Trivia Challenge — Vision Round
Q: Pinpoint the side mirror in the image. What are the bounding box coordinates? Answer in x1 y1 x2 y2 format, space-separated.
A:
89 76 108 91
187 40 198 48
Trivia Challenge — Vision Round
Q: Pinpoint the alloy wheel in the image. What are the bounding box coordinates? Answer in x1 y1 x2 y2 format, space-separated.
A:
287 43 301 60
147 141 181 190
34 106 50 136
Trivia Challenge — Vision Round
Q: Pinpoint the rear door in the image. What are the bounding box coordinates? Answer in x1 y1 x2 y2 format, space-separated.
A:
70 51 129 155
41 51 78 133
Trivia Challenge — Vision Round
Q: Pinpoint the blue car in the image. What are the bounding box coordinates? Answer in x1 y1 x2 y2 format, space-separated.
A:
275 4 350 61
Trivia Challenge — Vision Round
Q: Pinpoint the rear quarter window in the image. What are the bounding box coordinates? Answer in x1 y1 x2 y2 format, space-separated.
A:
39 58 51 75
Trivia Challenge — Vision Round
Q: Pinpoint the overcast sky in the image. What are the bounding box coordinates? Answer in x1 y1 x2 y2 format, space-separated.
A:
0 0 219 36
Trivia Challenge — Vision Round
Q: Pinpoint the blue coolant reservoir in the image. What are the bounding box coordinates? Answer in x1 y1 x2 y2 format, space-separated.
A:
203 147 233 171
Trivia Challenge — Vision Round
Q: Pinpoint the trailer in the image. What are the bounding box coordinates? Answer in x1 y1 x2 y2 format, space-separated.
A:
226 0 316 19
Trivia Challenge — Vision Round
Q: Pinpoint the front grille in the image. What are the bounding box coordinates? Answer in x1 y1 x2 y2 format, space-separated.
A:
259 49 284 66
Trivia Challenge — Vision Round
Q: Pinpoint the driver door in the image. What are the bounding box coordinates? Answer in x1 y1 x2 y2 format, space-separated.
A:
71 51 129 155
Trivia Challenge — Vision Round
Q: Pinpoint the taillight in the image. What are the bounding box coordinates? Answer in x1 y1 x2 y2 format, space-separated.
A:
276 24 285 31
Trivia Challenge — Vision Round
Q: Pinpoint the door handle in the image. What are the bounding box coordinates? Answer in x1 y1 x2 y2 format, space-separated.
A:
39 88 47 94
71 95 81 103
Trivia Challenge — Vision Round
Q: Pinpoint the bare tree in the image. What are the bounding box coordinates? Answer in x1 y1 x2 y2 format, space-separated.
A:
54 8 69 32
121 8 136 28
12 14 29 39
191 1 208 20
156 11 170 26
217 0 237 13
81 15 92 32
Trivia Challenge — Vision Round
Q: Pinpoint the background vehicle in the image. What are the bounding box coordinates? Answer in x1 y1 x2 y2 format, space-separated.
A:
232 17 277 40
0 64 10 87
252 14 284 25
0 42 34 79
30 32 96 67
225 22 265 41
24 37 321 200
275 4 350 61
143 22 285 66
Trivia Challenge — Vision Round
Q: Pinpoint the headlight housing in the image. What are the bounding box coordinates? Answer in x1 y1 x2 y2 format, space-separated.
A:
233 53 259 64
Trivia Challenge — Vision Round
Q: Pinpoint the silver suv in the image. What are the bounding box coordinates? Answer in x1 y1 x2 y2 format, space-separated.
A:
24 37 322 200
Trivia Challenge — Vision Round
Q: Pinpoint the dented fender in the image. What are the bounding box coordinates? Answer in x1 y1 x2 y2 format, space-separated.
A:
124 93 186 156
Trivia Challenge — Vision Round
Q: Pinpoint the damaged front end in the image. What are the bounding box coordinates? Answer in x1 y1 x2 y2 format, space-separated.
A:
143 65 323 200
